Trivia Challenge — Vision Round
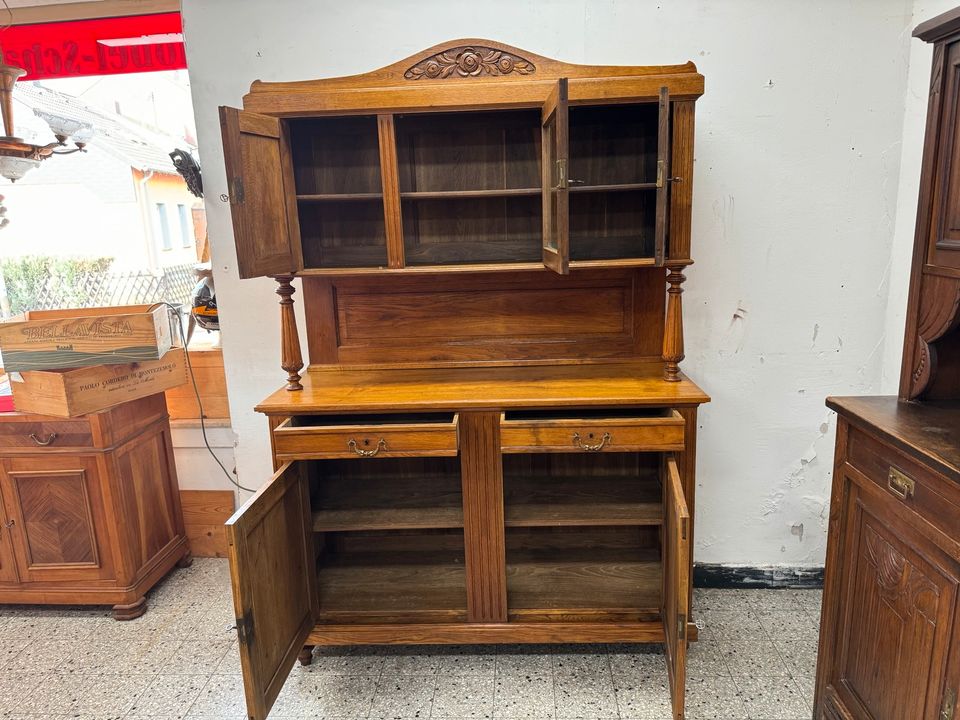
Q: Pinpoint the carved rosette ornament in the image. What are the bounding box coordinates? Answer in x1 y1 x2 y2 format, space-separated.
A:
404 46 535 80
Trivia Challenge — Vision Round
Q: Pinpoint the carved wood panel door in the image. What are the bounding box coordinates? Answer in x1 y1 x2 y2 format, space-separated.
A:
821 473 960 719
928 38 960 270
0 456 114 583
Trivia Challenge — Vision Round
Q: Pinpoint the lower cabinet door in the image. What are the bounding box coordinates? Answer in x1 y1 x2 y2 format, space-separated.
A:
0 489 19 583
820 471 960 719
0 455 113 582
226 461 318 720
663 455 690 720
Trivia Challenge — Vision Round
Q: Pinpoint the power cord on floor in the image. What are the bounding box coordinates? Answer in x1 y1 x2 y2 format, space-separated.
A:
154 302 257 494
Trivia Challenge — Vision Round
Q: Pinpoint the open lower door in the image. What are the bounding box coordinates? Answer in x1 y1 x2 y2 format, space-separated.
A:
226 462 317 720
663 454 690 720
219 106 300 279
654 87 670 266
541 78 570 274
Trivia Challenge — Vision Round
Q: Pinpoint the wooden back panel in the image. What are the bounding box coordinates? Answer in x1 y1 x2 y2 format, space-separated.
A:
302 268 664 367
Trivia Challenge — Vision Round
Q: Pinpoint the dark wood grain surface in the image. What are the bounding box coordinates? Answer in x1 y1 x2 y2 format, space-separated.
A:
826 396 960 482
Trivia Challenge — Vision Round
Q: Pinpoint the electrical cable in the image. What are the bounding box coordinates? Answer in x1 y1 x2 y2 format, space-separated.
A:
154 302 257 494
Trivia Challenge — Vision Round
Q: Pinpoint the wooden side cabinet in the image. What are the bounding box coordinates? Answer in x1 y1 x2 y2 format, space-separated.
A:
816 398 960 720
0 393 191 619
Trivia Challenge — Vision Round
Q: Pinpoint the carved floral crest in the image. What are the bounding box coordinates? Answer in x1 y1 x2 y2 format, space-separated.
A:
404 46 536 80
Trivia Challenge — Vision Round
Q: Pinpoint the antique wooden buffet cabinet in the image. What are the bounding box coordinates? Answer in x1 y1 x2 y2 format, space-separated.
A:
815 9 960 720
220 40 708 720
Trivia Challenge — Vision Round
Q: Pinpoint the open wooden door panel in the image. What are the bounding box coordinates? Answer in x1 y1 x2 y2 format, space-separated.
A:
219 107 300 279
663 454 690 720
542 78 570 275
654 87 670 266
226 462 317 720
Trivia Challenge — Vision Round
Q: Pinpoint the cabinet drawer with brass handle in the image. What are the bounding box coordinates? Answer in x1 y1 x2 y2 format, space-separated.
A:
500 408 685 454
272 412 459 460
0 419 93 451
846 426 960 540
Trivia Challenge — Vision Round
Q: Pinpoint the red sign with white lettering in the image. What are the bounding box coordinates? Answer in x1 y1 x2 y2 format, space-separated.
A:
1 13 186 80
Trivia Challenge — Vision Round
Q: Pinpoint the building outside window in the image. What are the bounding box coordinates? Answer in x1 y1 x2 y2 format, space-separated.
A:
155 202 172 250
178 203 192 248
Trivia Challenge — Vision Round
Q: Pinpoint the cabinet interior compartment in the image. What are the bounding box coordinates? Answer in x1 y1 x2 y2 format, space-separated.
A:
290 115 383 196
570 189 655 261
310 456 463 532
314 528 467 623
396 109 541 194
505 525 661 621
502 451 662 527
298 199 387 268
503 451 663 621
309 457 467 623
569 104 659 187
402 195 542 265
291 412 456 427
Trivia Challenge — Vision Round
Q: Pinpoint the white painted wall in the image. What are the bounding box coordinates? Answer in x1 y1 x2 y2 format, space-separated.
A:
181 0 924 567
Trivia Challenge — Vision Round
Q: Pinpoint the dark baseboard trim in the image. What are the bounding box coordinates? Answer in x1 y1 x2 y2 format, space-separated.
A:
694 563 824 589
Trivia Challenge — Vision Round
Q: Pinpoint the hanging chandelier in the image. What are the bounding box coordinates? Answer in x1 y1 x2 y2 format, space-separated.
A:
0 50 92 182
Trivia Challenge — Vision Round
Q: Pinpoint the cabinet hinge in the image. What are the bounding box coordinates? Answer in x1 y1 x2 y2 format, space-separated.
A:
942 688 956 720
231 176 245 203
235 611 254 646
678 613 686 641
555 159 568 190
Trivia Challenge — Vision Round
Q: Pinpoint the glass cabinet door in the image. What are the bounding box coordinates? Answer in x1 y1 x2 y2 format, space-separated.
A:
541 78 569 275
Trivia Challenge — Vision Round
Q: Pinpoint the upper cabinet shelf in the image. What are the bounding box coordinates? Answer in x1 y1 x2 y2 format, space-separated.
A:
220 41 701 279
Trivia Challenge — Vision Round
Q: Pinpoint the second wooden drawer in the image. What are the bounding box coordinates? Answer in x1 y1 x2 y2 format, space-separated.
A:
273 412 459 460
500 409 685 453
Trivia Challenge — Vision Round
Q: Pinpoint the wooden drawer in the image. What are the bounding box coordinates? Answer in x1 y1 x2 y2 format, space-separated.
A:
846 426 960 540
0 419 94 451
500 409 685 453
273 412 459 460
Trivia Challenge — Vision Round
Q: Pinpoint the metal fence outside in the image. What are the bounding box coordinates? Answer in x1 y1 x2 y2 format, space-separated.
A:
26 263 196 312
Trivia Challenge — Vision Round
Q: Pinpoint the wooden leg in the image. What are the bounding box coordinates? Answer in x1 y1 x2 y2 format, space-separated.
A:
663 267 686 382
112 597 147 621
298 645 315 666
274 275 303 391
176 551 194 568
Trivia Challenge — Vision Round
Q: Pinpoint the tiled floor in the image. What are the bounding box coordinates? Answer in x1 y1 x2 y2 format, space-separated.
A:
0 559 821 719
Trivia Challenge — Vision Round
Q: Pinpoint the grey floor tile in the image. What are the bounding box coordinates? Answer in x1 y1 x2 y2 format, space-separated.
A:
693 589 755 613
608 646 664 681
494 673 556 719
735 676 811 719
720 641 791 678
436 648 497 677
554 670 618 719
685 640 731 679
124 673 207 717
271 673 377 718
162 640 234 675
756 611 819 640
379 649 444 676
302 647 384 675
433 674 495 718
613 671 672 719
185 674 247 719
745 589 807 612
551 652 610 676
775 638 819 682
212 641 242 676
495 653 553 678
0 670 48 713
698 610 768 642
368 673 435 718
685 676 747 720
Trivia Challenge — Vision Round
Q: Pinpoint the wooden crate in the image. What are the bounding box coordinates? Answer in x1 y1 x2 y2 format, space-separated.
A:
0 304 177 372
165 348 231 420
8 349 188 417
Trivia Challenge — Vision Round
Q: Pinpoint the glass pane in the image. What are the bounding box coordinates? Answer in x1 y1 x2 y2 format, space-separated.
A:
544 116 558 253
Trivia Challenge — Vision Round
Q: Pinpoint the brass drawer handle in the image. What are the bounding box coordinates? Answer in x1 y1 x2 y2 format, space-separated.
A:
29 432 57 447
887 467 915 500
573 432 611 452
347 438 386 457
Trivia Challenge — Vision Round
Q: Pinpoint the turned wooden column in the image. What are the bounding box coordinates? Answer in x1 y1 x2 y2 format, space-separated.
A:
663 267 686 382
274 275 303 391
